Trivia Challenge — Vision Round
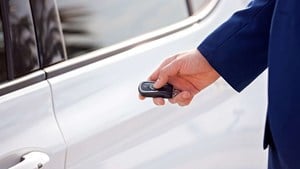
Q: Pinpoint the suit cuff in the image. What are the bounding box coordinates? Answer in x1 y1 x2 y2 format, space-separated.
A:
198 45 246 92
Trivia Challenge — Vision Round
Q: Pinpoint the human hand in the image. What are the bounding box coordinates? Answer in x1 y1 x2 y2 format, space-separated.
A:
139 49 220 106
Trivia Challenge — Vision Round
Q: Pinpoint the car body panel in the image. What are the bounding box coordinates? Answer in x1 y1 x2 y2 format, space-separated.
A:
48 0 267 168
0 71 66 169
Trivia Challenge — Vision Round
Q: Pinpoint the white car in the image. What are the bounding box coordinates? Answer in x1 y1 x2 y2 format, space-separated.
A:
0 0 267 169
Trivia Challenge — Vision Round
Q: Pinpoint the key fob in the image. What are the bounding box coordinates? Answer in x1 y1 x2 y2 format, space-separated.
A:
138 81 173 98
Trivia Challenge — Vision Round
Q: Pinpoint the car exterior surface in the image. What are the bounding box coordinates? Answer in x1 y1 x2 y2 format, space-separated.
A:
0 0 268 169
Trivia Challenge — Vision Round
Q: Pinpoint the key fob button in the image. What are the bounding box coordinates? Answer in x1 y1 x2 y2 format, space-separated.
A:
141 82 150 90
149 84 155 90
139 81 174 98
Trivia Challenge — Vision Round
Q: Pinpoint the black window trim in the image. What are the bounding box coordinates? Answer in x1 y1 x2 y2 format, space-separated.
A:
0 0 46 96
0 0 219 97
1 0 42 80
185 0 194 16
0 70 45 96
0 0 14 80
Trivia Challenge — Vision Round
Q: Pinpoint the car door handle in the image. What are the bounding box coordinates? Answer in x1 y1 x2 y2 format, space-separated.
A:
8 152 50 169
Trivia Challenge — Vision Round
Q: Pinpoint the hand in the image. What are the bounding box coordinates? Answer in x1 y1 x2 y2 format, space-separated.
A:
140 49 220 106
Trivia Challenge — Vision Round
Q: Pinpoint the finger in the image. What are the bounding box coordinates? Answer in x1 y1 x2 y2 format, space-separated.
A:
178 100 192 107
149 55 177 81
169 91 193 106
139 94 145 100
153 60 181 89
153 97 165 106
168 98 176 104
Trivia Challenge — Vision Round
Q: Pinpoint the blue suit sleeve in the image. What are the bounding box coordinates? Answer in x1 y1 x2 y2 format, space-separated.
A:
198 0 276 92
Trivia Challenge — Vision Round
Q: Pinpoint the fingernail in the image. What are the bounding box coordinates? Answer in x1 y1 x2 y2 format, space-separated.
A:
159 100 165 106
153 78 160 88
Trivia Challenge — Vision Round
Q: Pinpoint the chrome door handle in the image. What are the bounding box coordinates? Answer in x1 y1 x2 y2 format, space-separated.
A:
8 152 50 169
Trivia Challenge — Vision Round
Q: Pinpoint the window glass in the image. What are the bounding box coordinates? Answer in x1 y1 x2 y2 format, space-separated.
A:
8 0 40 78
30 0 67 68
0 15 7 83
57 0 188 58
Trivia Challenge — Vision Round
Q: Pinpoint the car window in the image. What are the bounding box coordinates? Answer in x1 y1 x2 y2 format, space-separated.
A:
57 0 189 58
30 0 67 68
0 15 7 83
7 0 40 78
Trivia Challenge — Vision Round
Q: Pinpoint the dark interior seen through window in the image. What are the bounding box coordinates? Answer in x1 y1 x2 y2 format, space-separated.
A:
57 0 189 58
30 0 67 68
7 0 40 78
0 12 7 83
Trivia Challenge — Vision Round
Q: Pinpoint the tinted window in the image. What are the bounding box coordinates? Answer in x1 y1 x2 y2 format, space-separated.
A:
0 14 7 83
7 0 40 78
30 0 67 68
57 0 188 58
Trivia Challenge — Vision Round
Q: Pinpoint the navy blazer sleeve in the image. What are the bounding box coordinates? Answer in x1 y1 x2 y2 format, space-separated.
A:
198 0 276 92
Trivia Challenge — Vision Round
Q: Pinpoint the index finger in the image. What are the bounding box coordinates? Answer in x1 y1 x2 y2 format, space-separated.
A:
148 55 178 81
153 59 181 89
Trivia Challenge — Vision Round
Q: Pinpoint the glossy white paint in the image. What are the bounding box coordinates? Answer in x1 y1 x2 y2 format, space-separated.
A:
49 0 268 168
0 72 66 169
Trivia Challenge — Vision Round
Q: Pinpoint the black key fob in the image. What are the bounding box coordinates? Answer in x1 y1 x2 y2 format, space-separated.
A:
138 81 173 98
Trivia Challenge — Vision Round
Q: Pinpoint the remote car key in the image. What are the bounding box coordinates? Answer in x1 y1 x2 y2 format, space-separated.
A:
138 81 174 98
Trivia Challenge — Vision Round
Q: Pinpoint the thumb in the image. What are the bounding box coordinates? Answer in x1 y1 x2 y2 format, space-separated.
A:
153 60 180 88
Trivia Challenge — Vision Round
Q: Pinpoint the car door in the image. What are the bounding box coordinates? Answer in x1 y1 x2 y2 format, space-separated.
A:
0 0 66 168
46 0 268 169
